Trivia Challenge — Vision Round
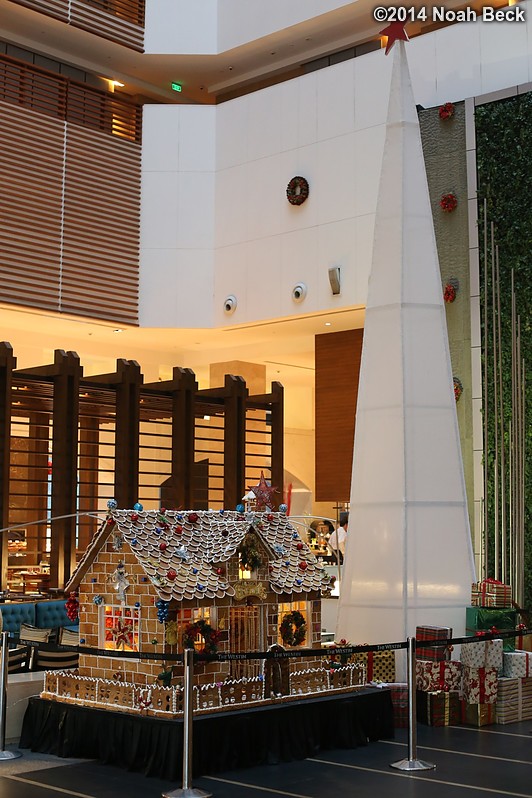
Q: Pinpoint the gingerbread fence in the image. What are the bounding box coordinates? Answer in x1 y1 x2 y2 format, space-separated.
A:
42 662 366 717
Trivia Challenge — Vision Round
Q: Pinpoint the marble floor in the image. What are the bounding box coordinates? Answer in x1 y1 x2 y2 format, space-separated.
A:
1 720 530 798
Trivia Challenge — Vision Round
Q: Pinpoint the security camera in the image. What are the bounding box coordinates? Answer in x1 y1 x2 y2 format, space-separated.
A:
292 283 307 303
224 295 237 314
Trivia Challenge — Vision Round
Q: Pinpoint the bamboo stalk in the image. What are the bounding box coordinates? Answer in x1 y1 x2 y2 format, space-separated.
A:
482 199 489 578
491 223 499 580
495 246 506 583
509 271 516 594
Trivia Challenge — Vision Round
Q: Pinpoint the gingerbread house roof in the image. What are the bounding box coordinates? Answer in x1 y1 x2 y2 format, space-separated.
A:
67 509 333 602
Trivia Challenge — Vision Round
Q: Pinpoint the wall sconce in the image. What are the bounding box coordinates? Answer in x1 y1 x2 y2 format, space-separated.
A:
328 266 341 295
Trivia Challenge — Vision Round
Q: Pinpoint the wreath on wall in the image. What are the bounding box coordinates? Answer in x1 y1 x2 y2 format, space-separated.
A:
439 102 455 120
286 176 309 206
238 533 263 571
279 610 307 647
183 619 221 655
440 192 458 213
444 283 457 303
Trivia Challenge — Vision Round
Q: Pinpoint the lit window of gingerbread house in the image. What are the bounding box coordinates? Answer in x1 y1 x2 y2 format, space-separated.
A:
43 509 336 715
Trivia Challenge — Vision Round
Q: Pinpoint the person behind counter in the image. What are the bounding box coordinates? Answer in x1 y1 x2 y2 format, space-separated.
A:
328 512 348 564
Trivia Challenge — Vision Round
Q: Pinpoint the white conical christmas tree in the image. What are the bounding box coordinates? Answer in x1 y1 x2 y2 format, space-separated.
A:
337 39 475 649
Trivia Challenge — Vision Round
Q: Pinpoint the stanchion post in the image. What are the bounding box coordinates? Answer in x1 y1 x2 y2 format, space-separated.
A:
0 631 21 761
390 636 435 772
162 647 212 798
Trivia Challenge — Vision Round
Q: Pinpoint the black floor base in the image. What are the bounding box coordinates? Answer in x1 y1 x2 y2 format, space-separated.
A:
20 689 394 781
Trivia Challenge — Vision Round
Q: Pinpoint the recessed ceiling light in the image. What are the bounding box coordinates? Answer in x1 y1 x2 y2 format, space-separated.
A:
113 328 124 333
325 322 331 326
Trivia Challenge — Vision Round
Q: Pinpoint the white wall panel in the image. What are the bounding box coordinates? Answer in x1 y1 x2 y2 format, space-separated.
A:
215 164 249 248
432 23 482 102
479 18 529 94
316 133 357 225
144 0 218 54
246 156 283 241
140 171 179 249
279 81 300 153
316 61 355 142
279 228 319 317
317 218 358 305
216 99 248 170
297 74 319 147
213 241 251 326
176 172 215 249
142 106 180 172
247 87 282 161
178 107 216 172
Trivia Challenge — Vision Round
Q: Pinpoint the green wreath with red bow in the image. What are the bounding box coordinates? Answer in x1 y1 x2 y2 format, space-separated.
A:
183 619 221 655
279 610 307 647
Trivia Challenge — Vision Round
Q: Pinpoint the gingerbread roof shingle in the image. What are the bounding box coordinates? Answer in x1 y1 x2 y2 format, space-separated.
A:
67 509 334 601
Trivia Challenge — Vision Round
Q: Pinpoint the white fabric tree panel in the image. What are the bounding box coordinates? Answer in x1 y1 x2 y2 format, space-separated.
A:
337 41 475 650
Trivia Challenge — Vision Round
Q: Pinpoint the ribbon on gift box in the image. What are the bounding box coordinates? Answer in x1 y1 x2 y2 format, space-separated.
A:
517 623 527 650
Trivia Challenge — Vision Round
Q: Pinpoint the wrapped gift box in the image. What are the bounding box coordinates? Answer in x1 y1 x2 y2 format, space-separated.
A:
502 650 532 679
461 638 503 670
416 659 462 692
496 677 532 724
460 700 497 727
354 650 395 683
471 579 512 608
389 682 408 728
415 625 452 662
466 606 517 652
462 665 498 704
417 689 460 726
515 626 532 652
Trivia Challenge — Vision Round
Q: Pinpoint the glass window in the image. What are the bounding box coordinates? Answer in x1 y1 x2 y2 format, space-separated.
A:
100 604 140 652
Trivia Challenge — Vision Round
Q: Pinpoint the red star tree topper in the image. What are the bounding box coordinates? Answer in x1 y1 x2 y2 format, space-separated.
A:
380 21 409 55
249 471 278 510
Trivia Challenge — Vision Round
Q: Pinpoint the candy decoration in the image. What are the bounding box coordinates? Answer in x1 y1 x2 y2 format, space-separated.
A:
174 525 183 534
279 503 288 514
107 499 118 510
156 599 170 622
106 517 115 527
93 595 104 605
188 512 198 523
267 513 274 522
236 504 245 513
296 542 304 551
167 568 177 581
159 542 168 551
299 561 308 570
133 502 143 511
65 592 79 622
131 513 138 522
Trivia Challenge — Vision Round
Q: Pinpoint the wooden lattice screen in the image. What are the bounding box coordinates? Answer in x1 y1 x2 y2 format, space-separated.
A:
0 346 284 591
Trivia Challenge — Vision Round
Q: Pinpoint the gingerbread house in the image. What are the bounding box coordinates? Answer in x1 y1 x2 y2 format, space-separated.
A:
41 507 344 714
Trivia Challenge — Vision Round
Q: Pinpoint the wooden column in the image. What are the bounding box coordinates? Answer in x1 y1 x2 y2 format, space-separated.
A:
51 351 82 585
19 350 83 586
269 382 284 498
223 375 247 509
78 416 99 550
114 360 142 509
0 343 15 590
143 367 198 510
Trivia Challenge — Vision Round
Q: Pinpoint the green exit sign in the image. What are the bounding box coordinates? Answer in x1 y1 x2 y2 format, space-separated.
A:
171 82 182 93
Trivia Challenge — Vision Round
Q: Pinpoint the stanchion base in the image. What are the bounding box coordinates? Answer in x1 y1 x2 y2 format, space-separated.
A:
162 788 212 798
0 750 22 761
390 757 435 771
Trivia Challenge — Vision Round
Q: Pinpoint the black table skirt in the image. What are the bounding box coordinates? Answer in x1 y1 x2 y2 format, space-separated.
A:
20 690 394 781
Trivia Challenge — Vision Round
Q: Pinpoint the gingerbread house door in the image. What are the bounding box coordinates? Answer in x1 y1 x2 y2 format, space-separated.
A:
229 603 265 678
